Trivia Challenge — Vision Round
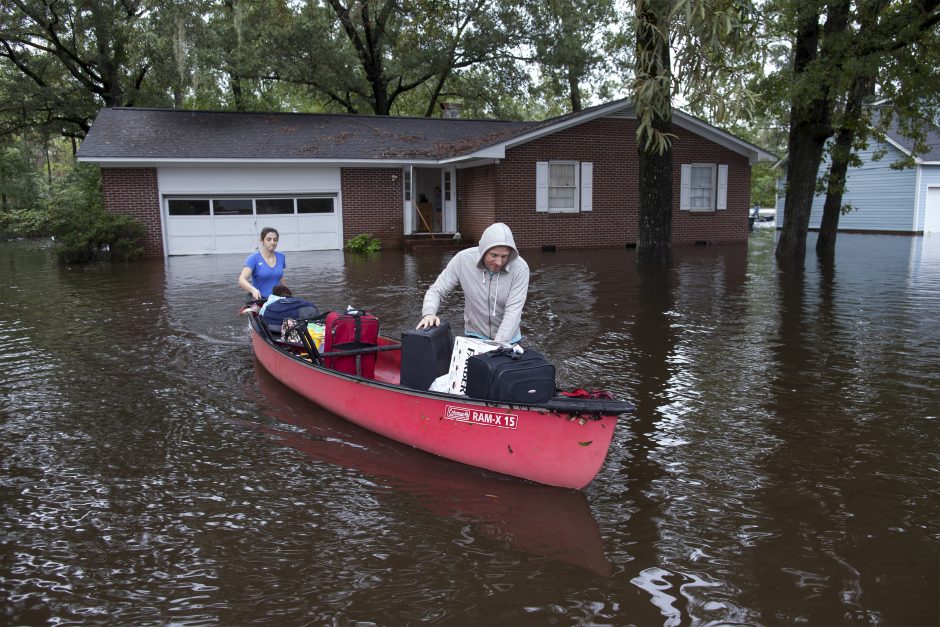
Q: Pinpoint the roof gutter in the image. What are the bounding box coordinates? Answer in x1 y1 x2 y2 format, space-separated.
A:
76 156 440 167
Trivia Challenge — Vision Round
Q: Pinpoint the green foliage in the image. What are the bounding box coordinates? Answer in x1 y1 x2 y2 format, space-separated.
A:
345 233 381 254
750 161 778 208
0 140 43 236
524 0 625 112
53 212 146 264
46 164 145 264
633 0 761 156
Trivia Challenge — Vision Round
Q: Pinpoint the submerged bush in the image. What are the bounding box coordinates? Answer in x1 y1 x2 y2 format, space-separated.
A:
54 212 146 264
345 233 381 254
49 164 145 264
0 207 50 238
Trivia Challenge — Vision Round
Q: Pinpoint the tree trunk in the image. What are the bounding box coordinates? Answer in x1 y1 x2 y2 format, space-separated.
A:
568 68 582 113
817 23 879 258
775 7 830 266
816 126 852 257
230 74 245 110
776 121 829 263
634 0 672 266
636 113 673 266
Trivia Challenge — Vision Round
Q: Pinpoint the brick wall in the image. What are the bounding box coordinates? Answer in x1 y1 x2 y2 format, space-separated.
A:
455 165 498 241
671 126 751 245
340 168 404 248
100 167 163 257
461 118 751 251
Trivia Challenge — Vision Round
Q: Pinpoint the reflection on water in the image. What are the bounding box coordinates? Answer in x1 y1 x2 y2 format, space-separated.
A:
1 231 937 625
249 365 613 577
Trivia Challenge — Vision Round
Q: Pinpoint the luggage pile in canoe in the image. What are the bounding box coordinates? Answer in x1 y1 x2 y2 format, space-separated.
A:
246 307 633 489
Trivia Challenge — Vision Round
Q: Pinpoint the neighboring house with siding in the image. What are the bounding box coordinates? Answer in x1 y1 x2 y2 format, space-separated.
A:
77 98 774 257
775 116 940 234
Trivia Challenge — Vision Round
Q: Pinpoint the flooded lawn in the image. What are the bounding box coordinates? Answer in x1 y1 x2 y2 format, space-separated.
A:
1 229 937 625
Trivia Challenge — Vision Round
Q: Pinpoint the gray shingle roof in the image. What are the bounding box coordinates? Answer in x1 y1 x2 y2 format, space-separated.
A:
884 114 940 162
77 108 540 161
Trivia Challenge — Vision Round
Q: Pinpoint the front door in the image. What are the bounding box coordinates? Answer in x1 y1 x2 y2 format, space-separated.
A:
404 166 456 235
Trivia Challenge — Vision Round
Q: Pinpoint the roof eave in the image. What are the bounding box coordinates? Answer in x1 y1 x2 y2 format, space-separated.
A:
440 146 506 164
448 100 636 161
447 101 776 164
671 110 777 163
883 134 913 157
76 156 439 167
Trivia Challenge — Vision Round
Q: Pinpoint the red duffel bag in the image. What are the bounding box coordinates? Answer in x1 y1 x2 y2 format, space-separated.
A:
323 309 379 378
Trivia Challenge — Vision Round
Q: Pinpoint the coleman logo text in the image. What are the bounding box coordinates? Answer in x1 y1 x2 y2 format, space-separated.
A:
444 405 518 429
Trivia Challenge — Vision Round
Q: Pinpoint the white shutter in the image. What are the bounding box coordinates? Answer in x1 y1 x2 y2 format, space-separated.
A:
716 164 728 210
536 161 549 212
580 162 593 212
680 164 692 211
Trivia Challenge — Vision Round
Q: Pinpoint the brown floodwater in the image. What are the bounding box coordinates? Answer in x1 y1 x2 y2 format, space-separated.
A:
1 229 937 626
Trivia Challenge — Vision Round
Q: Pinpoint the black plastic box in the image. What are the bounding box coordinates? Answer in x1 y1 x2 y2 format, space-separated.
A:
400 320 454 389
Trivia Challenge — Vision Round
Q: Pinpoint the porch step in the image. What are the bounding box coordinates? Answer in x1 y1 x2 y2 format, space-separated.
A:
402 234 474 252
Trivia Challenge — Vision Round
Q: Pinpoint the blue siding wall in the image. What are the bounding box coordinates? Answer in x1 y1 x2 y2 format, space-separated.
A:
776 139 920 232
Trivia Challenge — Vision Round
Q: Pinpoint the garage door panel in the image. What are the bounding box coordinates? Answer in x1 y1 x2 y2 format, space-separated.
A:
298 214 340 250
213 216 256 236
167 216 213 236
214 234 257 254
170 235 215 255
166 217 213 255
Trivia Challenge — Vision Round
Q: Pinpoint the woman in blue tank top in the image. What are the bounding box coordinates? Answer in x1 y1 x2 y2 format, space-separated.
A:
239 227 287 299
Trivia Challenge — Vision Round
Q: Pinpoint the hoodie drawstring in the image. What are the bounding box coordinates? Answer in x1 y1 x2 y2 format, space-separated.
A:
493 274 499 316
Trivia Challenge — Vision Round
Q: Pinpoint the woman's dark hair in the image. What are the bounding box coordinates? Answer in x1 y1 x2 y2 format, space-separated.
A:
260 227 279 240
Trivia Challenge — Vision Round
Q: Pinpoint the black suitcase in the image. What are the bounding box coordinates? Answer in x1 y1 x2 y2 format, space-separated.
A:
465 347 556 403
400 320 453 389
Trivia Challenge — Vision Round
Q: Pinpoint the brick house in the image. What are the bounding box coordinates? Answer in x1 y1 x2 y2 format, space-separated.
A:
76 99 774 257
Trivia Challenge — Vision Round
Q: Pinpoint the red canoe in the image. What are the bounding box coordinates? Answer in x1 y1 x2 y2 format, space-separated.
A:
248 313 633 489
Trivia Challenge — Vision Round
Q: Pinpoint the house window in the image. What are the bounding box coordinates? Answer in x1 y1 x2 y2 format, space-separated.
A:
536 161 593 213
166 195 336 217
549 162 578 211
213 198 253 215
680 164 728 211
168 199 210 216
690 165 715 210
297 198 334 213
256 198 294 214
443 171 452 201
403 169 412 201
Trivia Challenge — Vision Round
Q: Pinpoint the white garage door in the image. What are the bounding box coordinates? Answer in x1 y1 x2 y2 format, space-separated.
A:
165 196 341 255
925 187 940 235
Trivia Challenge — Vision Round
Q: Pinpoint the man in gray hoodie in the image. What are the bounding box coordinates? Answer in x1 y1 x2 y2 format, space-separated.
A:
417 222 529 344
